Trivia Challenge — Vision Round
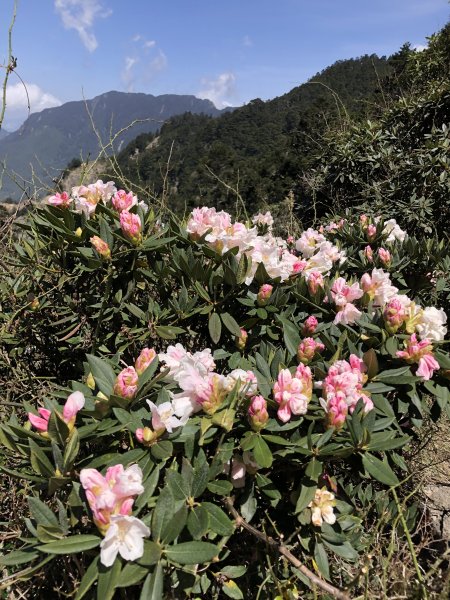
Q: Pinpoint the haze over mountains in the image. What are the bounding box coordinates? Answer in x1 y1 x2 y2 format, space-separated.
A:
0 92 229 200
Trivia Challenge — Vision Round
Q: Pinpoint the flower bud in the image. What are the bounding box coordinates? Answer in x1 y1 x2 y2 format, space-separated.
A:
113 367 138 400
235 328 248 351
325 396 348 429
364 245 373 262
302 315 318 336
30 298 40 311
307 272 324 296
135 348 156 376
257 284 273 307
378 247 391 266
112 189 137 212
75 227 83 237
135 427 160 446
297 338 325 365
383 298 406 334
90 236 111 260
366 224 377 241
248 395 269 431
86 372 96 390
120 212 142 245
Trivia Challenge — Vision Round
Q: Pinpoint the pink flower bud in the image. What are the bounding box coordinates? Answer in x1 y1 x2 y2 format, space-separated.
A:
384 298 406 333
325 395 348 429
248 395 269 431
90 236 111 260
113 367 138 400
112 190 137 212
257 284 273 307
286 235 294 246
364 245 373 262
28 407 51 434
297 338 325 365
120 212 142 245
307 272 324 296
302 316 318 336
360 214 368 225
135 348 156 376
366 224 377 242
236 328 248 351
378 247 391 266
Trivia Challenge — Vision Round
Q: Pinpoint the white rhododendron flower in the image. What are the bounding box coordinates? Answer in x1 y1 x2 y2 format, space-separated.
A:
382 218 407 243
295 228 326 258
224 369 258 396
100 515 150 567
147 400 189 433
252 211 274 228
309 488 337 527
415 306 447 342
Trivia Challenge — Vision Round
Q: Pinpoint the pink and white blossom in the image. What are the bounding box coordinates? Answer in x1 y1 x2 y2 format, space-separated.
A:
100 515 150 567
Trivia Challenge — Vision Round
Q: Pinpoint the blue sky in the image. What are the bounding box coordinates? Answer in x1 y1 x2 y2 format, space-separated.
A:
1 0 449 130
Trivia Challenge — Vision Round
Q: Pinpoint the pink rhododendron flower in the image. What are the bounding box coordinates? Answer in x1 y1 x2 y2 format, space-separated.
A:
90 236 111 260
396 334 440 380
113 367 138 400
252 211 274 229
72 180 116 216
257 284 273 306
111 189 137 212
120 211 142 245
331 277 363 325
378 247 391 266
297 338 325 364
295 228 326 258
302 315 318 335
135 348 156 376
273 365 312 422
324 394 348 429
360 214 368 225
248 395 269 431
360 268 398 307
100 515 150 567
195 373 228 415
80 464 144 534
48 191 71 208
224 369 258 397
28 391 85 435
147 399 189 433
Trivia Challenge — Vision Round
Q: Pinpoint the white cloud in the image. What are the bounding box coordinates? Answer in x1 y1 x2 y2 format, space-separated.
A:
413 44 428 52
132 34 141 43
54 0 112 52
122 56 139 92
243 35 253 47
149 50 167 73
198 72 236 109
3 82 62 130
143 40 156 49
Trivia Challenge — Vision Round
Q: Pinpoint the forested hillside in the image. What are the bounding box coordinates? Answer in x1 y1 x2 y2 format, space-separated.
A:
115 55 392 213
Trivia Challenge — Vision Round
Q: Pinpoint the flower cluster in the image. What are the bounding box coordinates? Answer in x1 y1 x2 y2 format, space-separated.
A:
396 334 440 380
318 355 373 428
273 364 313 423
80 464 149 566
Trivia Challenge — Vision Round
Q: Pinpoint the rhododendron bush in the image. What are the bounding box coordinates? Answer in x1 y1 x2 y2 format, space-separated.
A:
0 180 449 599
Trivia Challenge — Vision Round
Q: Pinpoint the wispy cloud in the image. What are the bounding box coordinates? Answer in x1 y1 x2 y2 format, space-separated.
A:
243 35 253 47
198 72 236 108
54 0 112 52
4 82 62 130
121 40 168 92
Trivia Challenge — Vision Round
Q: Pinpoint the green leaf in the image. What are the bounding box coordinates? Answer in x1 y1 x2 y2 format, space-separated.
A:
152 487 174 542
374 367 416 384
209 312 222 344
75 556 99 600
160 504 188 544
207 480 233 496
116 563 148 588
29 440 54 477
86 355 116 396
202 502 234 536
0 548 40 566
295 481 317 514
277 316 300 357
362 453 399 486
187 505 209 539
221 312 242 338
37 535 101 554
314 542 330 580
137 541 162 566
47 411 70 445
155 325 186 340
252 435 273 468
139 563 163 600
97 559 122 600
222 580 244 599
28 496 60 528
63 427 80 471
165 541 219 565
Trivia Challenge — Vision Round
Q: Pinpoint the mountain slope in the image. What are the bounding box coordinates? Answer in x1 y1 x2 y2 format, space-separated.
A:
116 55 392 214
0 91 229 200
